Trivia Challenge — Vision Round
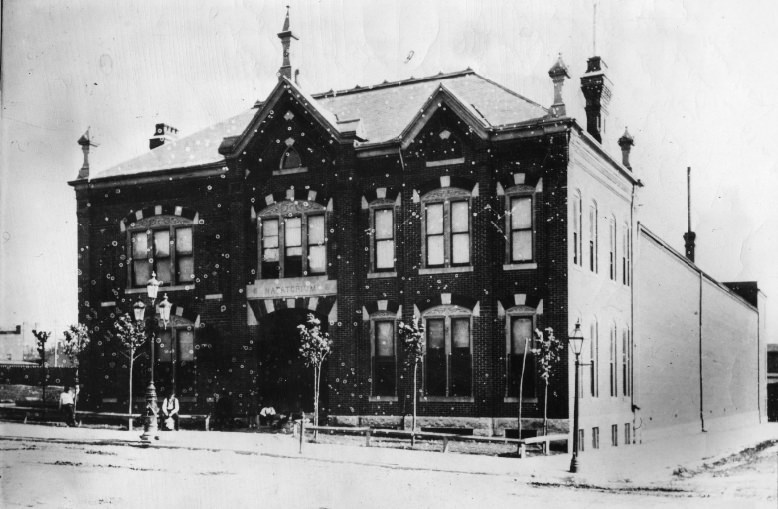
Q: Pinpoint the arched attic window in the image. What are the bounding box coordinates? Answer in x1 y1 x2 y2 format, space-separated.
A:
424 129 464 167
276 143 307 175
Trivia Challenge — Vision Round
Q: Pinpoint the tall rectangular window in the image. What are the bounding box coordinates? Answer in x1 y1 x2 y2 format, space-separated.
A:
578 429 585 453
611 424 619 446
307 215 326 274
176 227 194 282
609 218 617 281
425 318 446 396
573 192 582 265
156 328 196 398
623 225 631 286
153 230 171 283
510 196 533 262
450 318 471 396
284 217 303 277
592 427 600 449
610 325 617 397
624 423 631 445
425 203 445 267
373 320 396 396
261 219 280 278
450 201 470 265
622 328 631 396
508 317 535 398
590 322 599 397
374 209 395 271
589 203 598 272
130 225 193 287
131 232 151 286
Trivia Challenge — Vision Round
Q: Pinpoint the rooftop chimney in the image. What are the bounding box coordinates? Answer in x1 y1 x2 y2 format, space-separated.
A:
149 123 179 150
580 56 612 143
617 127 634 169
277 6 298 81
548 53 570 118
683 166 696 262
77 128 95 179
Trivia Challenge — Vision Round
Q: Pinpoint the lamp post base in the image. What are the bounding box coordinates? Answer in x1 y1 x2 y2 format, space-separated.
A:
140 380 159 442
569 454 579 473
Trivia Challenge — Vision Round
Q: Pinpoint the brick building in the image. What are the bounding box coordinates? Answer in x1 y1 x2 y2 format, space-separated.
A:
69 12 765 444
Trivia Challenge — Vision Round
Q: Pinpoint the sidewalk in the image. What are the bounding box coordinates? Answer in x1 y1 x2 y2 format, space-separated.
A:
1 420 776 488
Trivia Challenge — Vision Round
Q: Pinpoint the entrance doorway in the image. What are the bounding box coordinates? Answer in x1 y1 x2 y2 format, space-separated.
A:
256 308 326 415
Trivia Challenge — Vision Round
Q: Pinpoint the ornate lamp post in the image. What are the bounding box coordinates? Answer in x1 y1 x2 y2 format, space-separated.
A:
568 319 585 473
133 272 171 442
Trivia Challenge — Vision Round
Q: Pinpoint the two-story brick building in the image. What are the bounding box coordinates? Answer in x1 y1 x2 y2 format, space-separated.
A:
69 12 765 445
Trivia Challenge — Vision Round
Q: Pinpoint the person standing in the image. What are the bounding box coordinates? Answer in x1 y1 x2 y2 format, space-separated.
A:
58 387 76 427
161 390 180 431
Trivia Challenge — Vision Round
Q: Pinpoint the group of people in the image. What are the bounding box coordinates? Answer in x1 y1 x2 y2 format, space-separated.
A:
58 386 181 431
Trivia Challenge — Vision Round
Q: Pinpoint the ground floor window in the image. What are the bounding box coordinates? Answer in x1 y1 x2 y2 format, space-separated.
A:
372 319 396 397
624 423 631 445
592 427 600 449
507 315 536 398
611 424 618 446
577 429 584 453
156 327 195 397
424 310 472 397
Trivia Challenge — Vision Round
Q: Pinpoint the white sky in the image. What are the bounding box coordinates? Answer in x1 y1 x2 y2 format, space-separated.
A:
1 0 777 340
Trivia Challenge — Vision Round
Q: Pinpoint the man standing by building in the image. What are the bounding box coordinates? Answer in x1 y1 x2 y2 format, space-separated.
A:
58 386 76 427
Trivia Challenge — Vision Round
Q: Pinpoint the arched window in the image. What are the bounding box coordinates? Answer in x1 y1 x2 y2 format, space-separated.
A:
259 200 327 278
506 309 536 399
572 190 582 266
370 311 398 397
609 216 617 281
589 319 599 397
589 201 598 273
280 146 302 170
423 304 473 398
622 223 631 286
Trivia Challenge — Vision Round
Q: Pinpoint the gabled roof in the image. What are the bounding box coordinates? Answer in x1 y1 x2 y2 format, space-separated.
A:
92 70 548 180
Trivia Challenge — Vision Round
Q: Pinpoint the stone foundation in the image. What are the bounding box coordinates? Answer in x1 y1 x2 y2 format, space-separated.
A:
328 414 570 437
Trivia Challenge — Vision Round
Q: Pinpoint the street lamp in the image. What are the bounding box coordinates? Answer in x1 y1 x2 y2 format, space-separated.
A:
137 272 164 442
568 319 585 473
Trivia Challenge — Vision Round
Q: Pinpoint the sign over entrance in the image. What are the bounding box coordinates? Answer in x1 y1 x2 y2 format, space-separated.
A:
246 276 337 300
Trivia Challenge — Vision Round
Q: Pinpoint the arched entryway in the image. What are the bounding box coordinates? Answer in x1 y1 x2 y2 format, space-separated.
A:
256 308 328 415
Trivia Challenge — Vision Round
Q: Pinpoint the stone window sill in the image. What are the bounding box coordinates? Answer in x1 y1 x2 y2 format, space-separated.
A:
503 262 538 271
125 284 195 294
367 271 397 279
272 167 308 176
369 396 398 402
421 396 474 403
418 266 474 275
426 157 465 168
504 397 539 403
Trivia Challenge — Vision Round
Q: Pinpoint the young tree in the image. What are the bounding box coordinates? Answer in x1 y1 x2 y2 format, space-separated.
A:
110 313 147 417
297 313 333 432
32 329 51 406
532 327 564 436
398 317 424 445
62 323 91 412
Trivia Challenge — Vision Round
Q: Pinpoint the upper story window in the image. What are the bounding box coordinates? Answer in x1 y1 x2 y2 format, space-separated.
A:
422 188 471 268
424 305 472 398
589 201 599 273
572 190 582 266
608 217 617 281
129 222 194 288
508 195 534 263
280 147 302 170
259 200 327 279
622 223 631 286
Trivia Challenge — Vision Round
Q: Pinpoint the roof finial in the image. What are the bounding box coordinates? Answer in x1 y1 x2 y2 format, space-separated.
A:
593 0 598 56
77 128 97 179
277 5 298 81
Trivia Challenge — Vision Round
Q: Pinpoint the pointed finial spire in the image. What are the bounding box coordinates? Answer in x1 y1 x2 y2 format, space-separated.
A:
277 5 299 81
548 53 570 118
618 127 634 169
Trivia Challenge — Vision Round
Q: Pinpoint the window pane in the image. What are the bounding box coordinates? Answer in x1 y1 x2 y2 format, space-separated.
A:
426 319 445 349
133 260 151 287
285 217 301 247
155 260 172 285
512 230 532 262
427 235 444 266
308 245 326 273
308 215 325 245
452 233 470 264
178 330 194 362
376 321 394 357
511 197 532 229
451 201 469 233
286 246 303 256
376 239 394 269
132 232 148 259
426 203 443 235
263 248 279 262
154 230 170 258
282 147 302 169
263 219 278 237
375 209 393 239
511 317 533 354
175 227 192 254
177 256 194 282
157 331 173 362
452 318 469 348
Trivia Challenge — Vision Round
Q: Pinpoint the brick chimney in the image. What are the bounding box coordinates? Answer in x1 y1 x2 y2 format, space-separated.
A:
580 56 612 143
548 53 570 118
149 123 179 150
277 6 298 81
617 127 634 169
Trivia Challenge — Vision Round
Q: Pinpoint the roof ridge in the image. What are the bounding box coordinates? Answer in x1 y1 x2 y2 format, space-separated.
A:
469 72 548 112
311 69 476 99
